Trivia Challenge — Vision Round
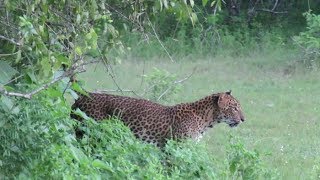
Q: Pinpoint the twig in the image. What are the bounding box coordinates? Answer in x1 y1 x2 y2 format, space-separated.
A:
256 9 287 14
0 35 21 46
139 60 146 89
157 68 196 101
94 89 142 98
2 75 24 86
0 51 19 57
146 14 175 63
97 48 124 95
271 0 279 11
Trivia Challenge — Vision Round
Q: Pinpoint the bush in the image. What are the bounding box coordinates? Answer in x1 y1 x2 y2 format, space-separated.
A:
294 12 320 69
0 94 74 178
144 67 182 103
225 136 279 179
0 92 277 179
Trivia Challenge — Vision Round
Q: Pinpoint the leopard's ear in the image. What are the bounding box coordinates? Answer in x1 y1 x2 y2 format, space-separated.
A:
217 93 228 108
226 90 232 95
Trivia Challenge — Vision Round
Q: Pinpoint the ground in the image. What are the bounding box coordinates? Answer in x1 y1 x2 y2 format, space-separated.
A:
78 55 320 179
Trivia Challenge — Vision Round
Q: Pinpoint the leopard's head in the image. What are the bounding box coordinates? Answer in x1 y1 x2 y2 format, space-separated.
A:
216 91 245 127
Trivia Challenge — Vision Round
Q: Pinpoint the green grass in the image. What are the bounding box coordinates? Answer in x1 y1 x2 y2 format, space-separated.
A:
79 55 320 179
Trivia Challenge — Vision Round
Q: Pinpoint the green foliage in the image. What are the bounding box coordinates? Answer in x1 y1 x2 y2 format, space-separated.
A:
164 140 218 179
144 68 182 102
313 162 320 179
225 136 279 179
294 12 320 69
0 94 74 178
0 89 277 179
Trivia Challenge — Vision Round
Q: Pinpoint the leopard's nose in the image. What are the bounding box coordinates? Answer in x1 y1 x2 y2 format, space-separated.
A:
241 118 245 122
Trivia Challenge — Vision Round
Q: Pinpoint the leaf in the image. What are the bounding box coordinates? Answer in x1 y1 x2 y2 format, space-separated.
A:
189 0 194 7
40 57 51 78
217 0 222 11
190 12 198 26
76 14 81 24
92 159 114 172
71 82 88 96
0 61 18 84
67 89 79 99
202 0 209 6
26 70 37 84
75 46 82 55
46 88 62 98
210 0 216 7
162 0 168 8
73 108 91 120
15 50 21 64
69 144 89 163
0 118 7 128
1 96 14 112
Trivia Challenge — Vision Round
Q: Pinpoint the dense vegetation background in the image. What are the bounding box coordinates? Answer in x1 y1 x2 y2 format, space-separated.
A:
0 0 320 179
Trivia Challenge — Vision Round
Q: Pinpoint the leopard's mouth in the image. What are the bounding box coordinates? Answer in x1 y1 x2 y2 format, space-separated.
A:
229 122 239 127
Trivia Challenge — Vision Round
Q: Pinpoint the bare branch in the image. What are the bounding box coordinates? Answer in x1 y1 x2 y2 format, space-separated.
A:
256 8 287 14
271 0 279 11
97 48 125 95
3 75 24 86
157 68 196 101
146 14 175 63
94 89 142 98
0 35 21 46
0 51 19 57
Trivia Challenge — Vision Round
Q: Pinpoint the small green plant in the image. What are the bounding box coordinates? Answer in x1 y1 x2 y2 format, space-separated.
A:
294 12 320 69
312 162 320 179
144 67 182 102
225 136 279 180
163 140 218 179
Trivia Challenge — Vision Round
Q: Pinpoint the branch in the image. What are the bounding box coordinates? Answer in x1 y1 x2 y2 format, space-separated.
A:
0 35 21 46
271 0 279 12
256 9 287 14
146 14 175 63
0 59 99 99
94 89 142 98
157 68 196 101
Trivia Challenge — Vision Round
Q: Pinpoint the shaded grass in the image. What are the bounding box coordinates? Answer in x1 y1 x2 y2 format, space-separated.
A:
79 55 320 179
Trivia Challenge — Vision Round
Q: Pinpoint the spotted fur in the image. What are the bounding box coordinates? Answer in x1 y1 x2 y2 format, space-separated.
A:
71 91 245 147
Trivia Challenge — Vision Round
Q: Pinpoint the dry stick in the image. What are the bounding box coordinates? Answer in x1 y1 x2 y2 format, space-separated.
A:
97 48 125 95
146 15 175 63
0 35 21 46
139 60 147 91
2 75 24 86
256 9 287 14
0 51 19 57
94 89 142 98
271 0 279 11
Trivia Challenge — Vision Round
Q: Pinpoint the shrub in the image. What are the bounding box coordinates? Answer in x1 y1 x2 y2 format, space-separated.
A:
0 94 74 178
144 68 182 103
225 136 279 180
0 93 277 179
294 12 320 69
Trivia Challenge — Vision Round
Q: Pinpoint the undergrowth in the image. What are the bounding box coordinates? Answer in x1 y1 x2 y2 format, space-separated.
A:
0 93 277 179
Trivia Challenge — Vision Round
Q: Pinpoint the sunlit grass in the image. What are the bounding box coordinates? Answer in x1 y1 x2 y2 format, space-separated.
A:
79 55 320 179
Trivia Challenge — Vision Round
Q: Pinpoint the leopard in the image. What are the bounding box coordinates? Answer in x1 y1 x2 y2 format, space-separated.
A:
71 91 245 147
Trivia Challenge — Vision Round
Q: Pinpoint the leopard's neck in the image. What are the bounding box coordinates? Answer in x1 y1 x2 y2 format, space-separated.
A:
175 94 221 125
